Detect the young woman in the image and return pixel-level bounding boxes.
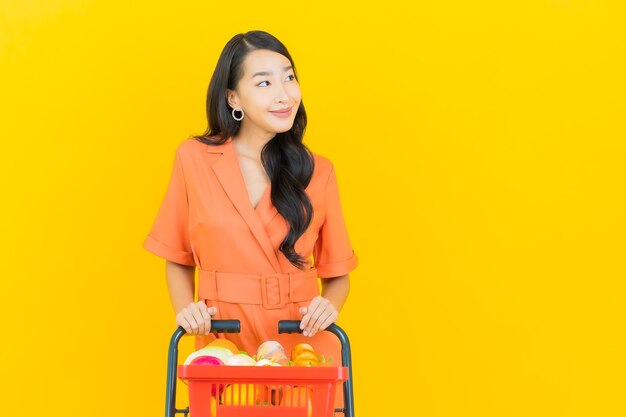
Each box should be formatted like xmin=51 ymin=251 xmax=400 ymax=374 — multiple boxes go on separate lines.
xmin=143 ymin=30 xmax=358 ymax=364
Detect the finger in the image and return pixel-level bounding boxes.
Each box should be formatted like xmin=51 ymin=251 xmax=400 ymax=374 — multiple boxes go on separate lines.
xmin=198 ymin=303 xmax=212 ymax=334
xmin=311 ymin=308 xmax=334 ymax=332
xmin=304 ymin=298 xmax=330 ymax=336
xmin=185 ymin=306 xmax=202 ymax=335
xmin=314 ymin=313 xmax=338 ymax=337
xmin=187 ymin=303 xmax=202 ymax=335
xmin=305 ymin=298 xmax=329 ymax=334
xmin=175 ymin=316 xmax=186 ymax=333
xmin=190 ymin=303 xmax=207 ymax=335
xmin=177 ymin=315 xmax=193 ymax=334
xmin=300 ymin=297 xmax=323 ymax=330
xmin=208 ymin=306 xmax=218 ymax=316
xmin=299 ymin=306 xmax=308 ymax=315
xmin=309 ymin=309 xmax=337 ymax=336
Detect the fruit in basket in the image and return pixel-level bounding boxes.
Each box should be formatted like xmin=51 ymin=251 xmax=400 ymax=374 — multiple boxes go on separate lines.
xmin=293 ymin=351 xmax=319 ymax=367
xmin=280 ymin=385 xmax=313 ymax=417
xmin=255 ymin=340 xmax=288 ymax=365
xmin=221 ymin=383 xmax=259 ymax=406
xmin=255 ymin=358 xmax=281 ymax=366
xmin=208 ymin=338 xmax=240 ymax=355
xmin=291 ymin=343 xmax=320 ymax=366
xmin=291 ymin=343 xmax=315 ymax=358
xmin=184 ymin=346 xmax=233 ymax=365
xmin=225 ymin=353 xmax=257 ymax=366
xmin=189 ymin=355 xmax=224 ymax=366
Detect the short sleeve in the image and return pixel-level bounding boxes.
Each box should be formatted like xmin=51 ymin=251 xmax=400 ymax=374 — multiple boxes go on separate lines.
xmin=312 ymin=164 xmax=358 ymax=278
xmin=142 ymin=148 xmax=196 ymax=266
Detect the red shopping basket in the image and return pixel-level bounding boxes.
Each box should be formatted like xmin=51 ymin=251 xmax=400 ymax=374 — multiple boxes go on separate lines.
xmin=165 ymin=320 xmax=355 ymax=417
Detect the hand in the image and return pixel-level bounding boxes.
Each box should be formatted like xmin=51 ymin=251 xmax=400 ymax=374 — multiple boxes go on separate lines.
xmin=299 ymin=295 xmax=338 ymax=337
xmin=176 ymin=301 xmax=218 ymax=335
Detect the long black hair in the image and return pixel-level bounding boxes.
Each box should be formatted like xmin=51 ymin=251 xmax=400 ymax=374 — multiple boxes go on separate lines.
xmin=193 ymin=30 xmax=314 ymax=270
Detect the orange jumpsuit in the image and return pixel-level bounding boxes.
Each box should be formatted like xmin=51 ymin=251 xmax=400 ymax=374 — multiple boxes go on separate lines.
xmin=143 ymin=136 xmax=358 ymax=368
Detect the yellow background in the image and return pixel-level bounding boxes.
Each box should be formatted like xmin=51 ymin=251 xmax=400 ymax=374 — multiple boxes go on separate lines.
xmin=1 ymin=0 xmax=625 ymax=416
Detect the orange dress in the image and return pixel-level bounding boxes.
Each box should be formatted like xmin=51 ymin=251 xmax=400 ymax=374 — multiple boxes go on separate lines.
xmin=143 ymin=136 xmax=358 ymax=366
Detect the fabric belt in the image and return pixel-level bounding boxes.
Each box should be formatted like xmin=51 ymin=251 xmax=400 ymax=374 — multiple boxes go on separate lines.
xmin=197 ymin=267 xmax=319 ymax=310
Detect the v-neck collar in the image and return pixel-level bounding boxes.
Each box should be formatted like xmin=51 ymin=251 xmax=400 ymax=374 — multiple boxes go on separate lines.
xmin=205 ymin=137 xmax=282 ymax=272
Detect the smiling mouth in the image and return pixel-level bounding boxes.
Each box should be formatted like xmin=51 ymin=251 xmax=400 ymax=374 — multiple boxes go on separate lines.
xmin=270 ymin=107 xmax=292 ymax=113
xmin=269 ymin=107 xmax=293 ymax=118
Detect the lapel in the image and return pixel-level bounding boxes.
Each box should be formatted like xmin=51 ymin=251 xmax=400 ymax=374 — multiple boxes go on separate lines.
xmin=206 ymin=138 xmax=282 ymax=273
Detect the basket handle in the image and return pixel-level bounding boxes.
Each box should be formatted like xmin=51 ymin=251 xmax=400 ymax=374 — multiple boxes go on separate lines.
xmin=165 ymin=320 xmax=240 ymax=417
xmin=279 ymin=320 xmax=355 ymax=417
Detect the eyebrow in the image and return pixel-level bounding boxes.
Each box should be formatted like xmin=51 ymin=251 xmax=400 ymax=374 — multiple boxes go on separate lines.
xmin=251 ymin=65 xmax=293 ymax=78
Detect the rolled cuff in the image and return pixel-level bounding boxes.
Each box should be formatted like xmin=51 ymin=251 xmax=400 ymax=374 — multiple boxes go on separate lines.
xmin=315 ymin=250 xmax=358 ymax=278
xmin=142 ymin=235 xmax=196 ymax=266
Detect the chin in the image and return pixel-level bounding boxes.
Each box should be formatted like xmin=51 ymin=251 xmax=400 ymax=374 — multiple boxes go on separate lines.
xmin=269 ymin=122 xmax=295 ymax=134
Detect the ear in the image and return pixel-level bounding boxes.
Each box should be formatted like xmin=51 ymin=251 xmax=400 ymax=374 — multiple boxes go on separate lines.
xmin=225 ymin=89 xmax=238 ymax=109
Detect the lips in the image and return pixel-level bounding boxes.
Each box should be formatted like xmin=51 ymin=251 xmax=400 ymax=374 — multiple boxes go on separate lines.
xmin=270 ymin=107 xmax=292 ymax=113
xmin=269 ymin=107 xmax=293 ymax=118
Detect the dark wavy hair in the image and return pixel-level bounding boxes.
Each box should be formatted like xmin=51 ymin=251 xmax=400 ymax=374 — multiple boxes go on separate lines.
xmin=192 ymin=30 xmax=314 ymax=270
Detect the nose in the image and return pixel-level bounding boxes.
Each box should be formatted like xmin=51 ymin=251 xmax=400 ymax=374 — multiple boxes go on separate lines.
xmin=274 ymin=83 xmax=289 ymax=103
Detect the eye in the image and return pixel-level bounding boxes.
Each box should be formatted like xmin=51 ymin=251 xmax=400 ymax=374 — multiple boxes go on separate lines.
xmin=257 ymin=74 xmax=296 ymax=87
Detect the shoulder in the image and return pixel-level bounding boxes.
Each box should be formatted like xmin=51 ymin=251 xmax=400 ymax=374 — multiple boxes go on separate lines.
xmin=174 ymin=135 xmax=228 ymax=162
xmin=175 ymin=136 xmax=215 ymax=155
xmin=311 ymin=151 xmax=335 ymax=178
xmin=309 ymin=150 xmax=340 ymax=191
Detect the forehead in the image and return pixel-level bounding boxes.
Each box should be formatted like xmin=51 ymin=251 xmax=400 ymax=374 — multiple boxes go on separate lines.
xmin=242 ymin=49 xmax=292 ymax=75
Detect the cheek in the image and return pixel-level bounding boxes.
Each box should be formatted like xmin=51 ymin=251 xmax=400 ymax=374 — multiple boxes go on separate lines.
xmin=288 ymin=84 xmax=302 ymax=101
xmin=242 ymin=99 xmax=271 ymax=123
xmin=240 ymin=89 xmax=267 ymax=109
xmin=246 ymin=93 xmax=269 ymax=111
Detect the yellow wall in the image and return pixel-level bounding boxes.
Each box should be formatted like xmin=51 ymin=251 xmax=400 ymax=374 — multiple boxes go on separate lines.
xmin=1 ymin=1 xmax=625 ymax=416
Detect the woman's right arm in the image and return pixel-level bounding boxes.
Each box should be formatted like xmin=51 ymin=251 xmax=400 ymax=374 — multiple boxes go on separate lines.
xmin=166 ymin=260 xmax=216 ymax=335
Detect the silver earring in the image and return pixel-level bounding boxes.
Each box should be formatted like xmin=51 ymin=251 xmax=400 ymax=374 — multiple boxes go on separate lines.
xmin=232 ymin=107 xmax=244 ymax=121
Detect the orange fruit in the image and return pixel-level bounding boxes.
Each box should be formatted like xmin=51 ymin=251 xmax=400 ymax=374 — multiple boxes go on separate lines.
xmin=208 ymin=338 xmax=240 ymax=355
xmin=293 ymin=350 xmax=319 ymax=366
xmin=291 ymin=343 xmax=315 ymax=360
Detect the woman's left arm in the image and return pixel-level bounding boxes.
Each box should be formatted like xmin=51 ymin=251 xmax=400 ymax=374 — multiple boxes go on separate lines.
xmin=299 ymin=274 xmax=350 ymax=337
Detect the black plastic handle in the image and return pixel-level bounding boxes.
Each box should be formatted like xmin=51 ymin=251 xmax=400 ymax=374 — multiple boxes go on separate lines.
xmin=165 ymin=320 xmax=240 ymax=417
xmin=205 ymin=319 xmax=241 ymax=333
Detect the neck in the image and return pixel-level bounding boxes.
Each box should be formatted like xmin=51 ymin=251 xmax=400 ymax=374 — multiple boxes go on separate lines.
xmin=232 ymin=126 xmax=276 ymax=160
xmin=233 ymin=132 xmax=275 ymax=161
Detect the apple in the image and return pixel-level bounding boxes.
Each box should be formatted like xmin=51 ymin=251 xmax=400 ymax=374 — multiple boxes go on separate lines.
xmin=189 ymin=355 xmax=224 ymax=366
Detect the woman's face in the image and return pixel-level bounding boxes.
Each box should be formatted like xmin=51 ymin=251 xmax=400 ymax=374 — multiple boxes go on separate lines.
xmin=227 ymin=49 xmax=302 ymax=136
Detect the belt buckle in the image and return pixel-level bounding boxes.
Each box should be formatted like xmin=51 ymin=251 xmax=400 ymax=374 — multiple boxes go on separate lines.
xmin=260 ymin=273 xmax=286 ymax=309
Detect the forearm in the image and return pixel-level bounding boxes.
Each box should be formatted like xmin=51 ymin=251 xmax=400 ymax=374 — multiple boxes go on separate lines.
xmin=165 ymin=260 xmax=196 ymax=314
xmin=320 ymin=274 xmax=350 ymax=311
